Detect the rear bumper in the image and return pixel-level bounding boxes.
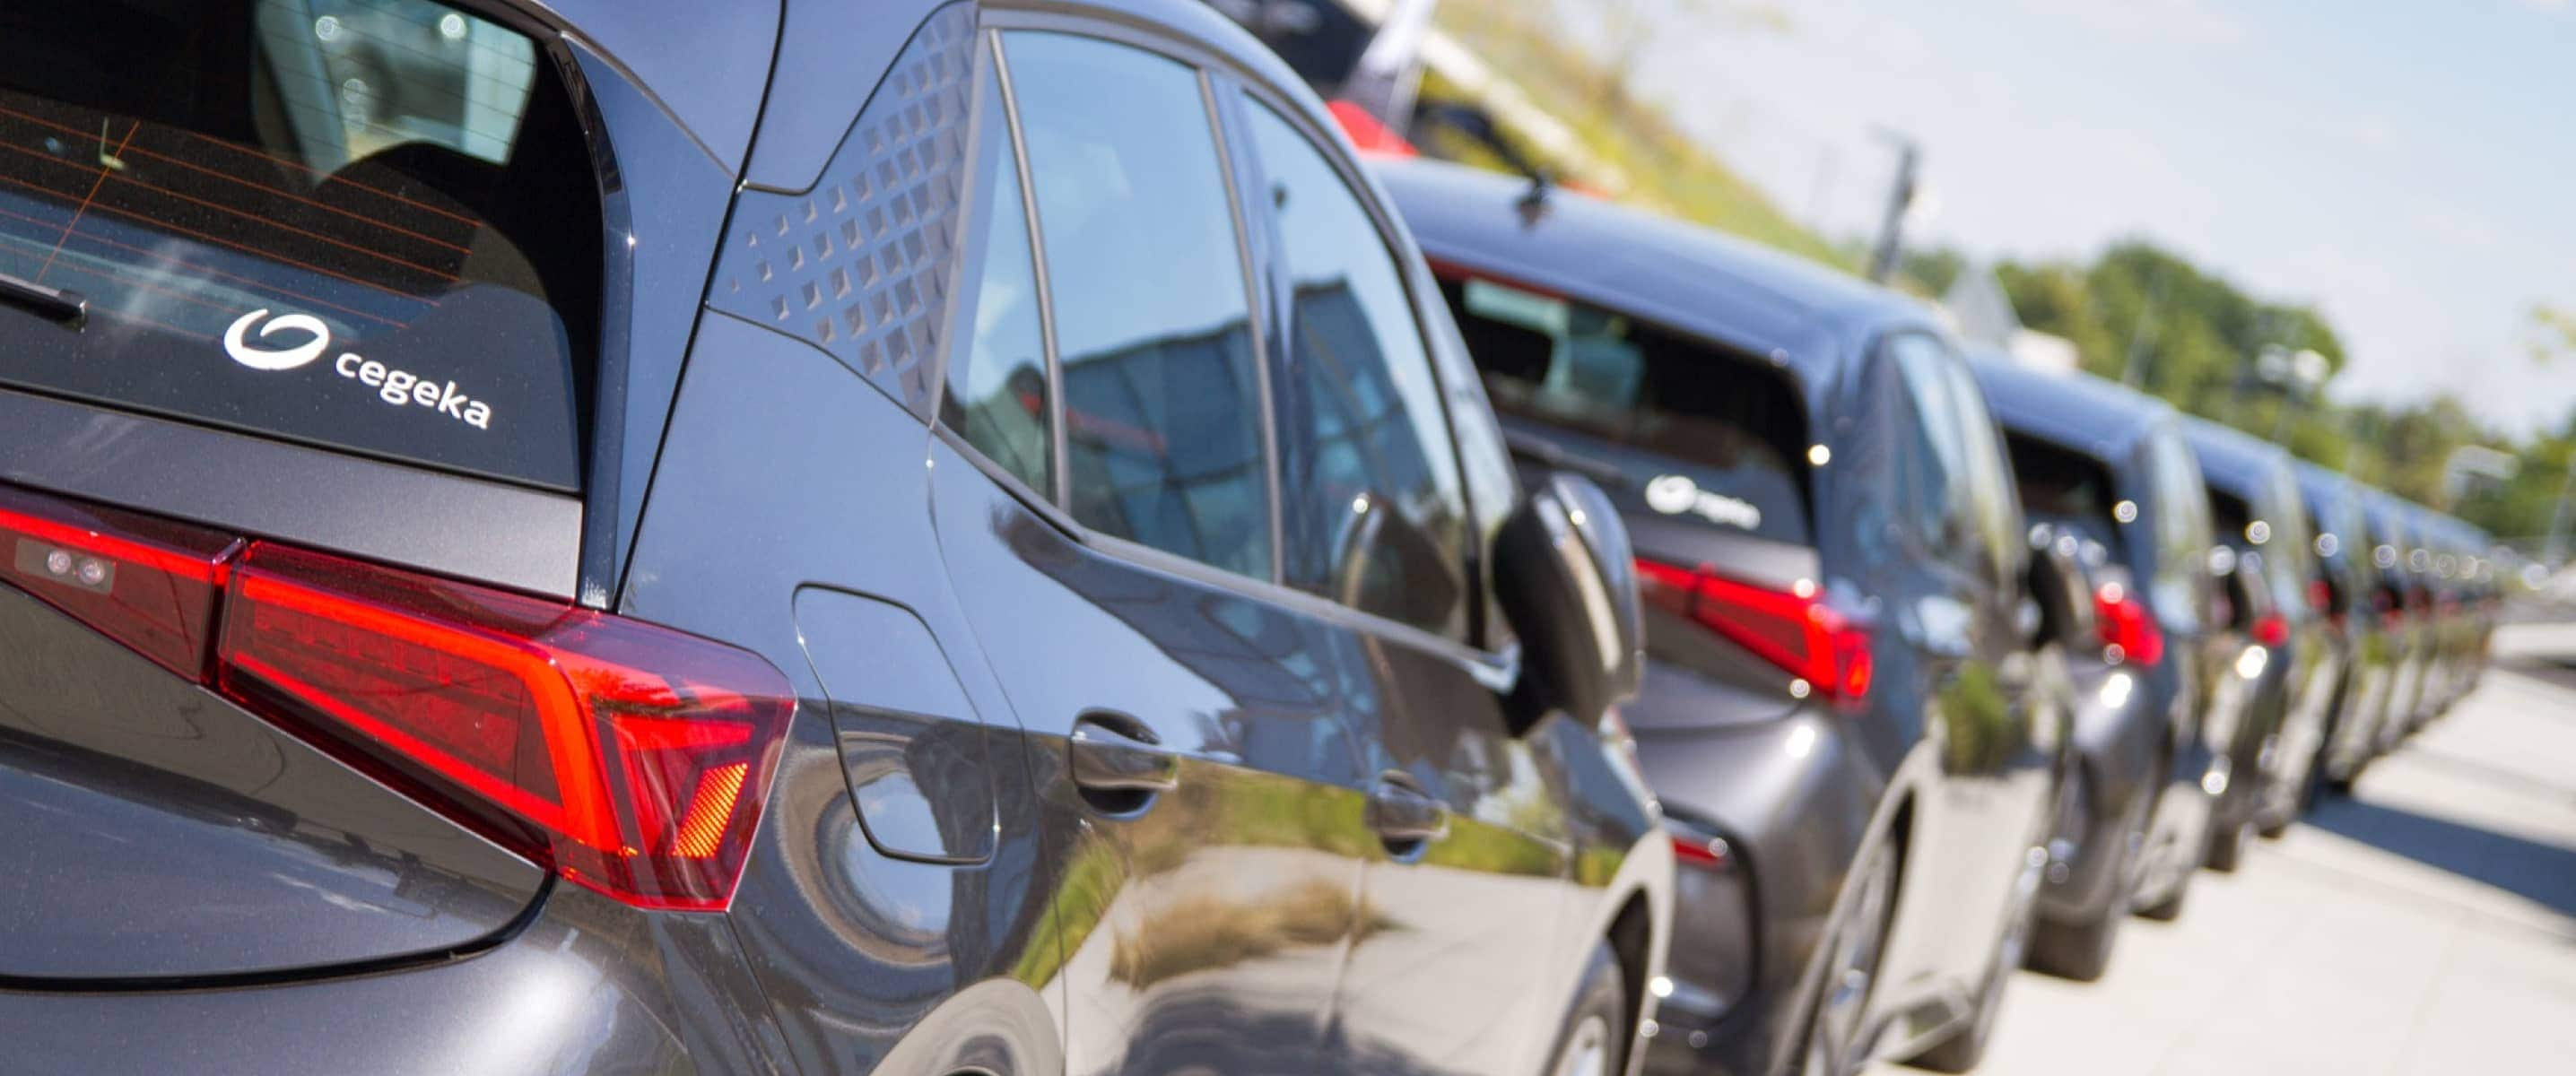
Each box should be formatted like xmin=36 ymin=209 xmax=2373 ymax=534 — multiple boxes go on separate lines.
xmin=0 ymin=885 xmax=780 ymax=1076
xmin=1632 ymin=704 xmax=1885 ymax=1076
xmin=2040 ymin=669 xmax=2163 ymax=924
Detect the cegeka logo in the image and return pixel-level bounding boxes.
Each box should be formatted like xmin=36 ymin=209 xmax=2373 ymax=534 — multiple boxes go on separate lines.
xmin=1642 ymin=473 xmax=1763 ymax=531
xmin=222 ymin=308 xmax=492 ymax=430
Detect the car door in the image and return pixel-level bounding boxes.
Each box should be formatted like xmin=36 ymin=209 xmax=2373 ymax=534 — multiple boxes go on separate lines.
xmin=925 ymin=27 xmax=1380 ymax=1075
xmin=1876 ymin=333 xmax=2030 ymax=982
xmin=1229 ymin=91 xmax=1580 ymax=1072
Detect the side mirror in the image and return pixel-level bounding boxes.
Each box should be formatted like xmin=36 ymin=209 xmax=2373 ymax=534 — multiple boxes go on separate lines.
xmin=2222 ymin=553 xmax=2266 ymax=631
xmin=1493 ymin=473 xmax=1644 ymax=732
xmin=2023 ymin=525 xmax=2095 ymax=647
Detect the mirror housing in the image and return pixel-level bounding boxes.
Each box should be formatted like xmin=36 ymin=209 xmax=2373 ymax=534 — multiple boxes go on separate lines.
xmin=2024 ymin=524 xmax=2096 ymax=647
xmin=2221 ymin=551 xmax=2267 ymax=631
xmin=1492 ymin=473 xmax=1644 ymax=733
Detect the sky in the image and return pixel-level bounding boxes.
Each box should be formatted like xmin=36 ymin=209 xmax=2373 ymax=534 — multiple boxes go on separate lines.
xmin=1564 ymin=0 xmax=2576 ymax=437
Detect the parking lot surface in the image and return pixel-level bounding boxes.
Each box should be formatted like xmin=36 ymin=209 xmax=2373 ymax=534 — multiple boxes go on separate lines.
xmin=1875 ymin=623 xmax=2576 ymax=1076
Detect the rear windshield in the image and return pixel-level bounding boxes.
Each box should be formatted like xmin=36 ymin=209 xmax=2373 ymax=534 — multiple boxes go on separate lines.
xmin=1436 ymin=273 xmax=1812 ymax=546
xmin=0 ymin=0 xmax=600 ymax=491
xmin=2006 ymin=431 xmax=2122 ymax=559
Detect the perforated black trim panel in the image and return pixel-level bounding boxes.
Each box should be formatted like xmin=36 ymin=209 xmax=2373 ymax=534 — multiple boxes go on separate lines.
xmin=709 ymin=3 xmax=978 ymax=415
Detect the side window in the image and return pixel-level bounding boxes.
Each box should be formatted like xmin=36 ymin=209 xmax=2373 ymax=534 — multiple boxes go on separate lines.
xmin=2145 ymin=430 xmax=2211 ymax=631
xmin=1884 ymin=334 xmax=1974 ymax=569
xmin=940 ymin=64 xmax=1050 ymax=495
xmin=1245 ymin=101 xmax=1472 ymax=639
xmin=1940 ymin=359 xmax=2023 ymax=586
xmin=1004 ymin=32 xmax=1272 ymax=580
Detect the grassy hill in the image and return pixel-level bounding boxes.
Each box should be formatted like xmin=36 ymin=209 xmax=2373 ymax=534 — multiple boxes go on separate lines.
xmin=1420 ymin=0 xmax=1855 ymax=272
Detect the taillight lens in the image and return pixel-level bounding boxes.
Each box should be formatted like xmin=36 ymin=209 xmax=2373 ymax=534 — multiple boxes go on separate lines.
xmin=0 ymin=482 xmax=794 ymax=913
xmin=217 ymin=544 xmax=794 ymax=911
xmin=2307 ymin=578 xmax=2334 ymax=615
xmin=2251 ymin=612 xmax=2289 ymax=648
xmin=1638 ymin=558 xmax=1872 ymax=706
xmin=2093 ymin=582 xmax=2165 ymax=667
xmin=0 ymin=486 xmax=238 ymax=677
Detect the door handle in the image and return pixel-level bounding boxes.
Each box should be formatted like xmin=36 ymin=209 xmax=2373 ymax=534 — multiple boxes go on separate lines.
xmin=1068 ymin=713 xmax=1179 ymax=813
xmin=1366 ymin=772 xmax=1450 ymax=855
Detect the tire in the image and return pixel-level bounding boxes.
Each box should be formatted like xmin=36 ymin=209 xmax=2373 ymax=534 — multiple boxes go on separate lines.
xmin=2257 ymin=757 xmax=2320 ymax=839
xmin=1793 ymin=836 xmax=1899 ymax=1076
xmin=2205 ymin=811 xmax=2251 ymax=873
xmin=2029 ymin=779 xmax=2150 ymax=982
xmin=2134 ymin=865 xmax=2189 ymax=922
xmin=1542 ymin=941 xmax=1627 ymax=1076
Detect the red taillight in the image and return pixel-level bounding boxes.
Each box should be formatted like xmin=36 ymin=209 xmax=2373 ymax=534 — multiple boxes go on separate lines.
xmin=216 ymin=544 xmax=794 ymax=912
xmin=2308 ymin=579 xmax=2334 ymax=615
xmin=1638 ymin=558 xmax=1872 ymax=706
xmin=2093 ymin=582 xmax=2165 ymax=667
xmin=2251 ymin=612 xmax=2289 ymax=648
xmin=0 ymin=482 xmax=794 ymax=913
xmin=0 ymin=485 xmax=238 ymax=677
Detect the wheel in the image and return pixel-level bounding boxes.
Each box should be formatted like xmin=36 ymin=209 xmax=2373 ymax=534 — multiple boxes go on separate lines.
xmin=2205 ymin=811 xmax=2252 ymax=873
xmin=2257 ymin=754 xmax=2320 ymax=839
xmin=1542 ymin=941 xmax=1626 ymax=1076
xmin=2134 ymin=863 xmax=2190 ymax=921
xmin=1794 ymin=837 xmax=1899 ymax=1076
xmin=2029 ymin=777 xmax=2151 ymax=981
xmin=1911 ymin=841 xmax=2044 ymax=1072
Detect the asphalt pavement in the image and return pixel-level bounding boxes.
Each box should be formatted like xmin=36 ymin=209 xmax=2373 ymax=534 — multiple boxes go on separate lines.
xmin=1874 ymin=622 xmax=2576 ymax=1076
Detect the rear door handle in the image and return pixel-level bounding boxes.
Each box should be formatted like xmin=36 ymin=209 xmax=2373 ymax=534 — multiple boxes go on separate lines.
xmin=1367 ymin=772 xmax=1449 ymax=854
xmin=1068 ymin=713 xmax=1179 ymax=810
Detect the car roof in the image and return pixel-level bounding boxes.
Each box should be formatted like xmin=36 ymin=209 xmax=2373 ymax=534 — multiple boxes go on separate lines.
xmin=2362 ymin=489 xmax=2419 ymax=544
xmin=1373 ymin=156 xmax=1938 ymax=399
xmin=744 ymin=0 xmax=1324 ymax=189
xmin=1966 ymin=357 xmax=2174 ymax=464
xmin=2178 ymin=415 xmax=2293 ymax=499
xmin=2293 ymin=460 xmax=2366 ymax=527
xmin=2293 ymin=459 xmax=2352 ymax=506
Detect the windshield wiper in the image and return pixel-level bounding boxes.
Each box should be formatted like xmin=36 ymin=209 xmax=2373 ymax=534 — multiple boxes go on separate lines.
xmin=0 ymin=271 xmax=85 ymax=328
xmin=1503 ymin=428 xmax=1629 ymax=489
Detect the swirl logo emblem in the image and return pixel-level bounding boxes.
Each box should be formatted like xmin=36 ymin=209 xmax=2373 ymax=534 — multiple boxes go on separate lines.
xmin=1641 ymin=473 xmax=1764 ymax=530
xmin=1644 ymin=473 xmax=1701 ymax=516
xmin=222 ymin=308 xmax=332 ymax=371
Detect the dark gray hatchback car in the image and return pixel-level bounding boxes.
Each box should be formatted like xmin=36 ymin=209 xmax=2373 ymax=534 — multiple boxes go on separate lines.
xmin=0 ymin=1 xmax=1675 ymax=1072
xmin=1380 ymin=158 xmax=2076 ymax=1076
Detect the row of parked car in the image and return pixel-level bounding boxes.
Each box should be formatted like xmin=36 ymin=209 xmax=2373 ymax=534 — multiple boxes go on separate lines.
xmin=0 ymin=1 xmax=2505 ymax=1074
xmin=1379 ymin=154 xmax=2505 ymax=1075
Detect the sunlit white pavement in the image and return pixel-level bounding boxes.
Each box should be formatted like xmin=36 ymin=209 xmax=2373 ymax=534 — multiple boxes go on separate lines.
xmin=1871 ymin=624 xmax=2576 ymax=1076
